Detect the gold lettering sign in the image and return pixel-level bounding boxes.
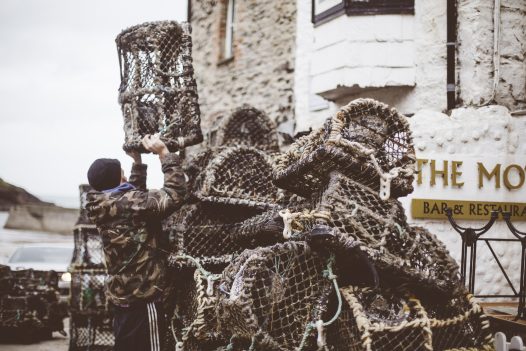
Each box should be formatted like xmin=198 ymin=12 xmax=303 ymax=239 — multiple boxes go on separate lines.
xmin=411 ymin=198 xmax=526 ymax=221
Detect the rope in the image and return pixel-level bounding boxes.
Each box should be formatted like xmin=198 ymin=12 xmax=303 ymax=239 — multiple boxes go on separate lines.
xmin=279 ymin=209 xmax=332 ymax=239
xmin=296 ymin=256 xmax=342 ymax=351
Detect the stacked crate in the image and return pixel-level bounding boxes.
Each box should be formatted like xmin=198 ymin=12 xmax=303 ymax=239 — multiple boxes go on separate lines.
xmin=68 ymin=185 xmax=114 ymax=351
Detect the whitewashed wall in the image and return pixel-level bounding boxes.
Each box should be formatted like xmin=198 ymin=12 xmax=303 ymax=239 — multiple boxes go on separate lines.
xmin=402 ymin=105 xmax=525 ymax=296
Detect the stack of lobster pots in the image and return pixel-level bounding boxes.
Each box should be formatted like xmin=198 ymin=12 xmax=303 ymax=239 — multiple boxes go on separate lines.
xmin=68 ymin=184 xmax=114 ymax=351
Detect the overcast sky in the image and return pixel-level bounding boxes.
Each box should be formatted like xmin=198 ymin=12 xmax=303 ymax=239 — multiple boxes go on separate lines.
xmin=0 ymin=1 xmax=187 ymax=207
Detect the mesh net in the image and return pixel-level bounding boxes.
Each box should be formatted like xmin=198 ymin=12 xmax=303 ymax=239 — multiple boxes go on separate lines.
xmin=328 ymin=286 xmax=432 ymax=351
xmin=419 ymin=292 xmax=493 ymax=351
xmin=207 ymin=105 xmax=280 ymax=152
xmin=308 ymin=172 xmax=461 ymax=295
xmin=217 ymin=241 xmax=333 ymax=350
xmin=116 ymin=21 xmax=202 ymax=152
xmin=70 ymin=269 xmax=108 ymax=313
xmin=71 ymin=226 xmax=106 ymax=269
xmin=69 ymin=312 xmax=114 ymax=351
xmin=274 ymin=98 xmax=415 ymax=199
xmin=195 ymin=146 xmax=285 ymax=209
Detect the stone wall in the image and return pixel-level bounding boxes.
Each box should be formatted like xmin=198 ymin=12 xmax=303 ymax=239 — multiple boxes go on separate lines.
xmin=190 ymin=0 xmax=297 ymax=137
xmin=4 ymin=204 xmax=79 ymax=234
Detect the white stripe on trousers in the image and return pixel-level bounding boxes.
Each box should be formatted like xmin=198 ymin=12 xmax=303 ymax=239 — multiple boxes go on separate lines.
xmin=147 ymin=302 xmax=160 ymax=351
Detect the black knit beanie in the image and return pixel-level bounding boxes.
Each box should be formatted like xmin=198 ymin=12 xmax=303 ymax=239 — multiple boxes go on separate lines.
xmin=87 ymin=158 xmax=122 ymax=191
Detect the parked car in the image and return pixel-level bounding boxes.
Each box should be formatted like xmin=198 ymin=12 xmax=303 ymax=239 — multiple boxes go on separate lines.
xmin=7 ymin=243 xmax=74 ymax=296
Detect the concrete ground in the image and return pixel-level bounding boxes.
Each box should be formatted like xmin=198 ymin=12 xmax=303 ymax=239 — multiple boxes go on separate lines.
xmin=0 ymin=332 xmax=69 ymax=351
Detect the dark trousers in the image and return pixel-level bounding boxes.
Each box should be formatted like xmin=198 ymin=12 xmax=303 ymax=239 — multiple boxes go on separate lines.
xmin=113 ymin=301 xmax=165 ymax=351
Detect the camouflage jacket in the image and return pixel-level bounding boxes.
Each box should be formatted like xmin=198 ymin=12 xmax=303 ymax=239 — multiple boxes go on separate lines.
xmin=86 ymin=153 xmax=185 ymax=306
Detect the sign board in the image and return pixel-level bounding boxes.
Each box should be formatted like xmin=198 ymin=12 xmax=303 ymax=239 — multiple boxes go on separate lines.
xmin=409 ymin=155 xmax=526 ymax=221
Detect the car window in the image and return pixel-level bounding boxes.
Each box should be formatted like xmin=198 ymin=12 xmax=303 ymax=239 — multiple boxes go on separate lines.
xmin=8 ymin=247 xmax=72 ymax=264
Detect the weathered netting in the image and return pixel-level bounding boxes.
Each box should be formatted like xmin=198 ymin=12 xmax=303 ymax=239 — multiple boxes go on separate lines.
xmin=418 ymin=292 xmax=493 ymax=351
xmin=328 ymin=286 xmax=432 ymax=351
xmin=0 ymin=267 xmax=67 ymax=337
xmin=71 ymin=226 xmax=105 ymax=269
xmin=207 ymin=105 xmax=280 ymax=152
xmin=217 ymin=241 xmax=334 ymax=350
xmin=168 ymin=202 xmax=262 ymax=265
xmin=326 ymin=287 xmax=493 ymax=351
xmin=116 ymin=21 xmax=202 ymax=152
xmin=69 ymin=185 xmax=114 ymax=350
xmin=70 ymin=269 xmax=108 ymax=313
xmin=304 ymin=172 xmax=461 ymax=295
xmin=274 ymin=98 xmax=415 ymax=200
xmin=69 ymin=313 xmax=114 ymax=351
xmin=195 ymin=146 xmax=285 ymax=209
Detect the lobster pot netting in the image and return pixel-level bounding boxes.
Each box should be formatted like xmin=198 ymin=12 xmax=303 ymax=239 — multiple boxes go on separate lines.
xmin=217 ymin=242 xmax=333 ymax=350
xmin=418 ymin=292 xmax=493 ymax=351
xmin=165 ymin=268 xmax=227 ymax=351
xmin=274 ymin=98 xmax=415 ymax=199
xmin=328 ymin=286 xmax=432 ymax=351
xmin=70 ymin=269 xmax=108 ymax=313
xmin=116 ymin=21 xmax=202 ymax=152
xmin=69 ymin=312 xmax=114 ymax=351
xmin=169 ymin=202 xmax=262 ymax=265
xmin=71 ymin=226 xmax=105 ymax=269
xmin=208 ymin=106 xmax=280 ymax=152
xmin=10 ymin=269 xmax=58 ymax=291
xmin=195 ymin=146 xmax=285 ymax=209
xmin=308 ymin=172 xmax=460 ymax=295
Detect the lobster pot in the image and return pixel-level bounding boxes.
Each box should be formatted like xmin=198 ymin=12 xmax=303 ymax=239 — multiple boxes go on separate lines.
xmin=69 ymin=312 xmax=114 ymax=351
xmin=195 ymin=146 xmax=284 ymax=209
xmin=328 ymin=287 xmax=432 ymax=351
xmin=71 ymin=226 xmax=105 ymax=269
xmin=274 ymin=98 xmax=415 ymax=199
xmin=207 ymin=106 xmax=279 ymax=152
xmin=419 ymin=293 xmax=493 ymax=351
xmin=116 ymin=21 xmax=202 ymax=152
xmin=310 ymin=172 xmax=460 ymax=294
xmin=76 ymin=184 xmax=93 ymax=226
xmin=10 ymin=269 xmax=58 ymax=291
xmin=167 ymin=269 xmax=225 ymax=351
xmin=170 ymin=203 xmax=262 ymax=266
xmin=217 ymin=242 xmax=333 ymax=350
xmin=70 ymin=269 xmax=107 ymax=313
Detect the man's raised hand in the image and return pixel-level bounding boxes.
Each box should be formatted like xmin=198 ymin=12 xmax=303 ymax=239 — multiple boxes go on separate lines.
xmin=141 ymin=134 xmax=170 ymax=160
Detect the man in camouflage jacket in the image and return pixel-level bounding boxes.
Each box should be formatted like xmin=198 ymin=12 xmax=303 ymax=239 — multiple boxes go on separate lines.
xmin=86 ymin=135 xmax=185 ymax=351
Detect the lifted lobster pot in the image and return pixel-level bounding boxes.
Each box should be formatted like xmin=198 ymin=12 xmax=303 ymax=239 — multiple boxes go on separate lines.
xmin=207 ymin=105 xmax=280 ymax=153
xmin=116 ymin=21 xmax=202 ymax=152
xmin=274 ymin=98 xmax=416 ymax=200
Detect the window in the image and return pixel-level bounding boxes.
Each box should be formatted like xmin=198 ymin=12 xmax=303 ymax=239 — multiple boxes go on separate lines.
xmin=312 ymin=0 xmax=414 ymax=25
xmin=219 ymin=0 xmax=235 ymax=61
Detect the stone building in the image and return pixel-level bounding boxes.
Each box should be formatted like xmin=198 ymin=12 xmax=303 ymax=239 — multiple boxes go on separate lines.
xmin=189 ymin=0 xmax=526 ymax=297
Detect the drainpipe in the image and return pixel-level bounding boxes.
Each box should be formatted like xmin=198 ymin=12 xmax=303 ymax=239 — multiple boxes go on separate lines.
xmin=446 ymin=0 xmax=457 ymax=110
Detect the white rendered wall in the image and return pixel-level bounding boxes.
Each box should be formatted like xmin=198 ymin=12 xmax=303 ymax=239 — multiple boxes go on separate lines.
xmin=400 ymin=106 xmax=526 ymax=297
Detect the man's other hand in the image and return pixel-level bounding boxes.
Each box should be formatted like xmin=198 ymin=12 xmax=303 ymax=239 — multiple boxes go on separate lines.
xmin=142 ymin=134 xmax=170 ymax=160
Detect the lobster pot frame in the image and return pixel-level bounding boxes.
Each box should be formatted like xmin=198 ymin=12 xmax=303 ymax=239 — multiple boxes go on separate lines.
xmin=71 ymin=225 xmax=105 ymax=269
xmin=169 ymin=203 xmax=262 ymax=266
xmin=329 ymin=286 xmax=432 ymax=351
xmin=195 ymin=146 xmax=284 ymax=209
xmin=310 ymin=172 xmax=460 ymax=294
xmin=419 ymin=293 xmax=493 ymax=351
xmin=217 ymin=242 xmax=333 ymax=350
xmin=70 ymin=269 xmax=107 ymax=313
xmin=274 ymin=98 xmax=415 ymax=199
xmin=10 ymin=269 xmax=58 ymax=291
xmin=116 ymin=21 xmax=202 ymax=152
xmin=166 ymin=269 xmax=226 ymax=351
xmin=69 ymin=312 xmax=114 ymax=351
xmin=208 ymin=106 xmax=280 ymax=152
